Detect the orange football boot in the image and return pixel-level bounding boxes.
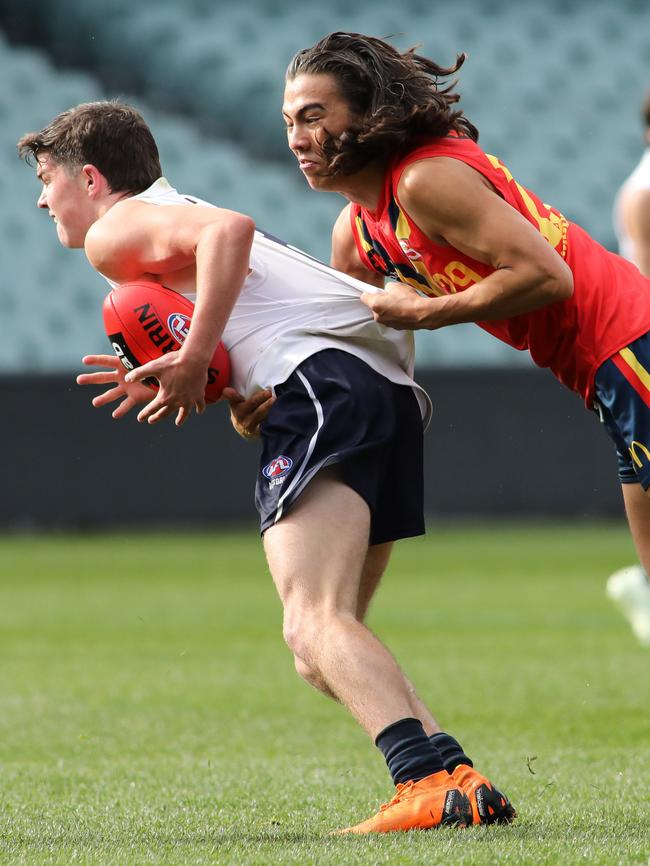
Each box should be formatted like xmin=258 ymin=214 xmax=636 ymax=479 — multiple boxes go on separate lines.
xmin=336 ymin=770 xmax=472 ymax=834
xmin=451 ymin=764 xmax=516 ymax=825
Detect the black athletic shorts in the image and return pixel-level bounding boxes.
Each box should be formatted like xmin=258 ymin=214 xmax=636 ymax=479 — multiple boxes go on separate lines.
xmin=255 ymin=349 xmax=425 ymax=545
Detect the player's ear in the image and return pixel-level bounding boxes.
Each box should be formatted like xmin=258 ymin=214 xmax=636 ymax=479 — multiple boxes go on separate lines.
xmin=81 ymin=164 xmax=107 ymax=198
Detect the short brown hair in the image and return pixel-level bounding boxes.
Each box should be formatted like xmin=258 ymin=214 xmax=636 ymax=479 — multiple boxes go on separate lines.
xmin=17 ymin=100 xmax=161 ymax=194
xmin=286 ymin=32 xmax=478 ymax=176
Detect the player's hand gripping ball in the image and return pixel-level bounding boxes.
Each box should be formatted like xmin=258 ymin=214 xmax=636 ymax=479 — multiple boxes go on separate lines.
xmin=102 ymin=280 xmax=230 ymax=403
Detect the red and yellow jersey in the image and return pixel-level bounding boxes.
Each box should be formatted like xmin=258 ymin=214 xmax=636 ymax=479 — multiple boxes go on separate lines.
xmin=350 ymin=135 xmax=650 ymax=404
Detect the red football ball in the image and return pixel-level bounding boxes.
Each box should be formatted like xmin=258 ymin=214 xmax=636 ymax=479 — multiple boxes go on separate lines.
xmin=102 ymin=280 xmax=230 ymax=403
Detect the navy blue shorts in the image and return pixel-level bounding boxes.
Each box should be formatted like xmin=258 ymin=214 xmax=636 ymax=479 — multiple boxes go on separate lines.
xmin=593 ymin=331 xmax=650 ymax=490
xmin=255 ymin=349 xmax=425 ymax=545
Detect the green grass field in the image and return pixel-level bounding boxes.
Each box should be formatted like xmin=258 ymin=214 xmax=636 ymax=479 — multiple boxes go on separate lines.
xmin=0 ymin=523 xmax=648 ymax=866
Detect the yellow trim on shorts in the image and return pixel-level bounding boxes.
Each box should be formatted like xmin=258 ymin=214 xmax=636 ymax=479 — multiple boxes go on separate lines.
xmin=618 ymin=347 xmax=650 ymax=391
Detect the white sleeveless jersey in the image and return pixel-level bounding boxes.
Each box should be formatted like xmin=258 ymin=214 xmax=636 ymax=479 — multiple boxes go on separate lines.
xmin=613 ymin=149 xmax=650 ymax=262
xmin=106 ymin=178 xmax=431 ymax=425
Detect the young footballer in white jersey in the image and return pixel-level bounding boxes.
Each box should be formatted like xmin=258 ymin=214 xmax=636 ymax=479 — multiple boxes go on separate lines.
xmin=18 ymin=100 xmax=515 ymax=833
xmin=101 ymin=177 xmax=428 ymax=412
xmin=608 ymin=91 xmax=650 ymax=647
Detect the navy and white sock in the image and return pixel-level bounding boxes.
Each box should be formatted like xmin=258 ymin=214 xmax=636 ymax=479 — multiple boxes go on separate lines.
xmin=375 ymin=718 xmax=445 ymax=785
xmin=428 ymin=731 xmax=473 ymax=772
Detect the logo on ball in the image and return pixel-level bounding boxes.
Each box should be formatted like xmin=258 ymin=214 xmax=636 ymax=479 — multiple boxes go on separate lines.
xmin=263 ymin=455 xmax=293 ymax=479
xmin=167 ymin=313 xmax=191 ymax=343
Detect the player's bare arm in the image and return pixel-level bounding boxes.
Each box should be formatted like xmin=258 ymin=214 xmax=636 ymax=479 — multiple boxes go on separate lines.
xmin=624 ymin=188 xmax=650 ymax=277
xmin=331 ymin=205 xmax=385 ymax=287
xmin=362 ymin=158 xmax=574 ymax=330
xmin=87 ymin=200 xmax=255 ymax=426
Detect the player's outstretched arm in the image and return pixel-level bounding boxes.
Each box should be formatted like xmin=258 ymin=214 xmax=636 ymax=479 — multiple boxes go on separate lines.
xmin=362 ymin=158 xmax=573 ymax=330
xmin=76 ymin=354 xmax=154 ymax=419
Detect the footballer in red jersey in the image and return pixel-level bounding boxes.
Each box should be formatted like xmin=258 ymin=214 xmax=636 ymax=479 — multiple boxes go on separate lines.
xmin=349 ymin=136 xmax=650 ymax=407
xmin=281 ymin=33 xmax=650 ymax=653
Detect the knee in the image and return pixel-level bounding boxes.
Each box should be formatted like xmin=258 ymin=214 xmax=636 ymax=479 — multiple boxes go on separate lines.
xmin=282 ymin=606 xmax=318 ymax=662
xmin=282 ymin=593 xmax=357 ymax=664
xmin=282 ymin=603 xmax=333 ymax=664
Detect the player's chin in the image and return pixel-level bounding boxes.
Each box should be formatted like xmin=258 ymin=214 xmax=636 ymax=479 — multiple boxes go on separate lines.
xmin=308 ymin=176 xmax=332 ymax=191
xmin=57 ymin=229 xmax=84 ymax=249
xmin=301 ymin=170 xmax=329 ymax=191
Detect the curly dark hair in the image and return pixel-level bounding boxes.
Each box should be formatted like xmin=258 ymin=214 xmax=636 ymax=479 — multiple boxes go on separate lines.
xmin=286 ymin=31 xmax=478 ymax=176
xmin=17 ymin=100 xmax=161 ymax=195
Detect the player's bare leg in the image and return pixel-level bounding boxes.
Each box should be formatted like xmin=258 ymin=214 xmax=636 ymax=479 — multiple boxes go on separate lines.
xmin=280 ymin=489 xmax=513 ymax=825
xmin=291 ymin=540 xmax=393 ymax=700
xmin=622 ymin=483 xmax=650 ymax=570
xmin=264 ymin=470 xmax=472 ymax=830
xmin=265 ymin=474 xmax=426 ymax=736
xmin=292 ymin=539 xmax=442 ymax=733
xmin=357 ymin=543 xmax=443 ymax=734
xmin=607 ymin=483 xmax=650 ymax=646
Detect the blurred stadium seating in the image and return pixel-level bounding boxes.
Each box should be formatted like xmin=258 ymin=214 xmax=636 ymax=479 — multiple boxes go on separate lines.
xmin=1 ymin=0 xmax=649 ymax=371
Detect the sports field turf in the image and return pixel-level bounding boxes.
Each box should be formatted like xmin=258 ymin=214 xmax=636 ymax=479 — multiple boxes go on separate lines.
xmin=0 ymin=523 xmax=648 ymax=865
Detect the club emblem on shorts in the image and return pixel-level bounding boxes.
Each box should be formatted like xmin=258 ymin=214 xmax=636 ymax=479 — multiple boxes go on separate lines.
xmin=263 ymin=455 xmax=293 ymax=479
xmin=167 ymin=312 xmax=191 ymax=343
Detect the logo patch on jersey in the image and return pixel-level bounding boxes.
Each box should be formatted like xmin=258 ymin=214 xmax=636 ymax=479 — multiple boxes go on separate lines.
xmin=263 ymin=455 xmax=293 ymax=480
xmin=398 ymin=238 xmax=422 ymax=261
xmin=167 ymin=313 xmax=191 ymax=344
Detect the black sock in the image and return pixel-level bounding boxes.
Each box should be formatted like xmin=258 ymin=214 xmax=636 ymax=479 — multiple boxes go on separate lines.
xmin=375 ymin=718 xmax=445 ymax=786
xmin=429 ymin=732 xmax=473 ymax=772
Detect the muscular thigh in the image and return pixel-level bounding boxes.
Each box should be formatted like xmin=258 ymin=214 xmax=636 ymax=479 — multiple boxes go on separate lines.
xmin=263 ymin=470 xmax=372 ymax=616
